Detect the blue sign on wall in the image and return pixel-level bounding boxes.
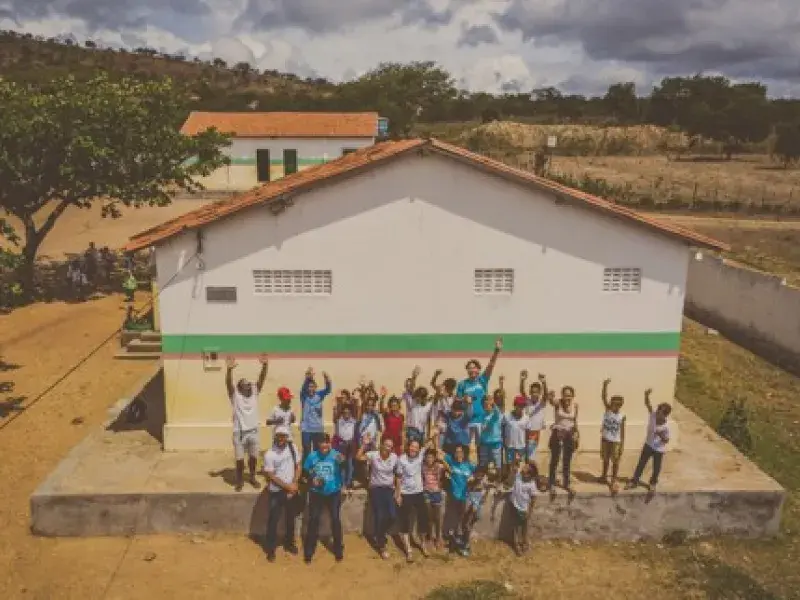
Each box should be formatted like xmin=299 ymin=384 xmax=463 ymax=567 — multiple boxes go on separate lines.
xmin=377 ymin=117 xmax=389 ymax=137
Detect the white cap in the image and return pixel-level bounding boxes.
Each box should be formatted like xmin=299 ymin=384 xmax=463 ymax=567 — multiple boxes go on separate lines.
xmin=275 ymin=426 xmax=290 ymax=436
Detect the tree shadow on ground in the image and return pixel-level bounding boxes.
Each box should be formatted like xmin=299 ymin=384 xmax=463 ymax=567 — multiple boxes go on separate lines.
xmin=0 ymin=359 xmax=26 ymax=419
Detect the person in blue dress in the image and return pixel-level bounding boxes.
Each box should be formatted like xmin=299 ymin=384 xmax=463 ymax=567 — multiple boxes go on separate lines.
xmin=441 ymin=444 xmax=476 ymax=554
xmin=302 ymin=433 xmax=345 ymax=563
xmin=456 ymin=338 xmax=503 ymax=451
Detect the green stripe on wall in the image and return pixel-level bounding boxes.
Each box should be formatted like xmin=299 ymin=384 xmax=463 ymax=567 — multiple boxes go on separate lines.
xmin=161 ymin=332 xmax=680 ymax=355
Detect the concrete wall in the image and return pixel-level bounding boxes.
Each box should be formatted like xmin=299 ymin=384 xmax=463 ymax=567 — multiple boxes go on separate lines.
xmin=686 ymin=254 xmax=800 ymax=372
xmin=197 ymin=136 xmax=374 ymax=191
xmin=156 ymin=152 xmax=691 ymax=451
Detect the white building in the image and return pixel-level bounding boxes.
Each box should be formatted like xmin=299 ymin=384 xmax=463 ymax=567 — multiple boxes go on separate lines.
xmin=127 ymin=138 xmax=727 ymax=452
xmin=182 ymin=111 xmax=379 ymax=191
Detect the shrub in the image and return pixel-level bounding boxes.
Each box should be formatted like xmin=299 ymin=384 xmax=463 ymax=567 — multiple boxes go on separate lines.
xmin=717 ymin=398 xmax=753 ymax=455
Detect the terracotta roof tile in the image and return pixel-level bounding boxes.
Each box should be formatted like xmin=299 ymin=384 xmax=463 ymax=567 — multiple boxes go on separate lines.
xmin=181 ymin=111 xmax=379 ymax=138
xmin=125 ymin=138 xmax=728 ymax=253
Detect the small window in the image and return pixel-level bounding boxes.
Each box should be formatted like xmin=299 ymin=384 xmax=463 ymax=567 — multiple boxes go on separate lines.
xmin=206 ymin=286 xmax=237 ymax=302
xmin=202 ymin=347 xmax=221 ymax=371
xmin=474 ymin=269 xmax=514 ymax=295
xmin=603 ymin=268 xmax=642 ymax=293
xmin=283 ymin=149 xmax=298 ymax=175
xmin=342 ymin=148 xmax=358 ymax=156
xmin=253 ymin=270 xmax=332 ymax=295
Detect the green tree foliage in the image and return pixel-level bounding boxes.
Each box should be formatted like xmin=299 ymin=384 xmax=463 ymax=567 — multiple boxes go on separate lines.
xmin=603 ymin=82 xmax=639 ymax=122
xmin=0 ymin=73 xmax=231 ymax=296
xmin=717 ymin=398 xmax=753 ymax=455
xmin=648 ymin=76 xmax=772 ymax=157
xmin=342 ymin=61 xmax=458 ymax=137
xmin=773 ymin=123 xmax=800 ymax=167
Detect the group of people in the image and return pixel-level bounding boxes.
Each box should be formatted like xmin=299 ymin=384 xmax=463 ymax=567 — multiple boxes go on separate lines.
xmin=224 ymin=338 xmax=673 ymax=563
xmin=65 ymin=241 xmax=138 ymax=301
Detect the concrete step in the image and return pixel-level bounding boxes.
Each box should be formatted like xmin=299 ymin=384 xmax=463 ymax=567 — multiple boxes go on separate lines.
xmin=114 ymin=349 xmax=161 ymax=360
xmin=127 ymin=339 xmax=161 ymax=353
xmin=139 ymin=331 xmax=162 ymax=342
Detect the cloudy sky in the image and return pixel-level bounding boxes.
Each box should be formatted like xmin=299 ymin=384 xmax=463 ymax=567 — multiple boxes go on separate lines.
xmin=1 ymin=0 xmax=798 ymax=96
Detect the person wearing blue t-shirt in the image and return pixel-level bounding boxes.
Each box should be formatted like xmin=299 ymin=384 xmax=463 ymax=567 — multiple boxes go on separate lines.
xmin=442 ymin=444 xmax=476 ymax=550
xmin=456 ymin=338 xmax=502 ymax=449
xmin=441 ymin=399 xmax=473 ymax=455
xmin=300 ymin=367 xmax=332 ymax=461
xmin=479 ymin=399 xmax=503 ymax=470
xmin=302 ymin=433 xmax=344 ymax=562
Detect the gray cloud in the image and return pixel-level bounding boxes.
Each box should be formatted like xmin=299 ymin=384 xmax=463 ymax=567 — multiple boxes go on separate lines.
xmin=458 ymin=24 xmax=498 ymax=47
xmin=494 ymin=0 xmax=800 ymax=84
xmin=238 ymin=0 xmax=454 ymax=34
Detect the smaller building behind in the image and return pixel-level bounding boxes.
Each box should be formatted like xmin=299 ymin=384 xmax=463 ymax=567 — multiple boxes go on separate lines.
xmin=183 ymin=111 xmax=380 ymax=191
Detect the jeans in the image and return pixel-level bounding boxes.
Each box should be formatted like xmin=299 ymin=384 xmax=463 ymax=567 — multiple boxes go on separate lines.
xmin=370 ymin=486 xmax=397 ymax=549
xmin=341 ymin=456 xmax=354 ymax=488
xmin=478 ymin=444 xmax=502 ymax=469
xmin=265 ymin=489 xmax=296 ymax=553
xmin=632 ymin=444 xmax=664 ymax=485
xmin=304 ymin=491 xmax=343 ymax=560
xmin=301 ymin=431 xmax=324 ymax=462
xmin=548 ymin=431 xmax=575 ymax=489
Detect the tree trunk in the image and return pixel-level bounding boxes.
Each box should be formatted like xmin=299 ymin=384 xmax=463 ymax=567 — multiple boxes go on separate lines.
xmin=19 ymin=219 xmax=42 ymax=301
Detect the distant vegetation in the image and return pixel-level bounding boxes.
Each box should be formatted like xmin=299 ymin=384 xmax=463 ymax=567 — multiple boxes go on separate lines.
xmin=2 ymin=28 xmax=800 ymax=160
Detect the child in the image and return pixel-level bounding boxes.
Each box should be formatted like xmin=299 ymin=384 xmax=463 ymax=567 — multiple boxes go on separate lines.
xmin=441 ymin=444 xmax=475 ymax=554
xmin=430 ymin=370 xmax=457 ymax=447
xmin=422 ymin=447 xmax=446 ymax=550
xmin=299 ymin=367 xmax=332 ymax=461
xmin=459 ymin=466 xmax=493 ymax=557
xmin=405 ymin=373 xmax=433 ymax=445
xmin=333 ymin=399 xmax=358 ymax=489
xmin=600 ymin=378 xmax=626 ymax=492
xmin=224 ymin=354 xmax=269 ymax=491
xmin=508 ymin=462 xmax=538 ymax=556
xmin=502 ymin=396 xmax=533 ymax=482
xmin=492 ymin=375 xmax=507 ymax=412
xmin=395 ymin=439 xmax=428 ymax=561
xmin=626 ymin=389 xmax=671 ymax=492
xmin=519 ymin=371 xmax=548 ymax=464
xmin=440 ymin=398 xmax=473 ymax=456
xmin=381 ymin=394 xmax=405 ymax=457
xmin=266 ymin=386 xmax=296 ymax=443
xmin=478 ymin=396 xmax=503 ymax=472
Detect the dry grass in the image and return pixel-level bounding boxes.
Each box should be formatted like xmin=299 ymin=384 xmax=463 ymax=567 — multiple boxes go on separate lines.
xmin=550 ymin=155 xmax=800 ymax=209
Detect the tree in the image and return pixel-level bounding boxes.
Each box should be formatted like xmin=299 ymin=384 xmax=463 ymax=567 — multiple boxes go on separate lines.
xmin=343 ymin=62 xmax=457 ymax=137
xmin=0 ymin=73 xmax=231 ymax=297
xmin=774 ymin=123 xmax=800 ymax=167
xmin=603 ymin=82 xmax=639 ymax=122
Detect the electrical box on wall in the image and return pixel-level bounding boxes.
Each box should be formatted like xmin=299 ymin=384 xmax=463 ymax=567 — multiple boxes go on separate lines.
xmin=202 ymin=347 xmax=222 ymax=371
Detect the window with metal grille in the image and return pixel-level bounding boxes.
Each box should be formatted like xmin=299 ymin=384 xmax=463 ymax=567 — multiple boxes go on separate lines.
xmin=253 ymin=270 xmax=332 ymax=295
xmin=206 ymin=286 xmax=237 ymax=302
xmin=474 ymin=268 xmax=514 ymax=295
xmin=602 ymin=267 xmax=642 ymax=292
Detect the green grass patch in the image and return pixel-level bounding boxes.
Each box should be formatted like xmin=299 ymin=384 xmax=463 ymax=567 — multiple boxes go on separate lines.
xmin=424 ymin=580 xmax=515 ymax=600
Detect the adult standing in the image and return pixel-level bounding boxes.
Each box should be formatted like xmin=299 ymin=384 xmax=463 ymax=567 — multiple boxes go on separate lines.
xmin=357 ymin=438 xmax=399 ymax=559
xmin=225 ymin=354 xmax=269 ymax=491
xmin=395 ymin=439 xmax=428 ymax=561
xmin=457 ymin=338 xmax=503 ymax=449
xmin=303 ymin=433 xmax=345 ymax=563
xmin=262 ymin=426 xmax=301 ymax=562
xmin=548 ymin=386 xmax=579 ymax=499
xmin=300 ymin=367 xmax=332 ymax=461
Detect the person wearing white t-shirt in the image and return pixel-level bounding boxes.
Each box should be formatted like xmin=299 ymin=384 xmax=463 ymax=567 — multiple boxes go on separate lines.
xmin=357 ymin=438 xmax=399 ymax=559
xmin=430 ymin=369 xmax=457 ymax=447
xmin=266 ymin=386 xmax=296 ymax=441
xmin=225 ymin=354 xmax=268 ymax=492
xmin=502 ymin=396 xmax=534 ymax=482
xmin=395 ymin=439 xmax=428 ymax=562
xmin=518 ymin=370 xmax=548 ymax=463
xmin=508 ymin=463 xmax=538 ymax=556
xmin=626 ymin=389 xmax=672 ymax=492
xmin=262 ymin=426 xmax=302 ymax=562
xmin=599 ymin=378 xmax=626 ymax=492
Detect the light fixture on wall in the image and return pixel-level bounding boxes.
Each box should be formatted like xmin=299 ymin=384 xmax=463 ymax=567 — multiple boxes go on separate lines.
xmin=694 ymin=251 xmax=703 ymax=261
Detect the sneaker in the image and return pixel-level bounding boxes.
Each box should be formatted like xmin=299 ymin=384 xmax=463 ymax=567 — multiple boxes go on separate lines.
xmin=303 ymin=556 xmax=312 ymax=564
xmin=249 ymin=476 xmax=261 ymax=489
xmin=459 ymin=545 xmax=471 ymax=557
xmin=335 ymin=554 xmax=344 ymax=563
xmin=379 ymin=549 xmax=389 ymax=560
xmin=234 ymin=479 xmax=244 ymax=492
xmin=624 ymin=480 xmax=638 ymax=490
xmin=405 ymin=551 xmax=413 ymax=563
xmin=266 ymin=552 xmax=276 ymax=563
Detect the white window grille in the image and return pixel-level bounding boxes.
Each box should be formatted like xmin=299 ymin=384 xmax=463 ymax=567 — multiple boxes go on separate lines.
xmin=474 ymin=268 xmax=514 ymax=295
xmin=253 ymin=269 xmax=332 ymax=295
xmin=603 ymin=267 xmax=642 ymax=293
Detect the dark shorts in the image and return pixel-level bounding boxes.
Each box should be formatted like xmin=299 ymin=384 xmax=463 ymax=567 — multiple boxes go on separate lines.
xmin=423 ymin=490 xmax=443 ymax=505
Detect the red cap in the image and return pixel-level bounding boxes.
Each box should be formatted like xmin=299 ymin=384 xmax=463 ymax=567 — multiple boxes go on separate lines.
xmin=513 ymin=395 xmax=527 ymax=407
xmin=277 ymin=387 xmax=293 ymax=401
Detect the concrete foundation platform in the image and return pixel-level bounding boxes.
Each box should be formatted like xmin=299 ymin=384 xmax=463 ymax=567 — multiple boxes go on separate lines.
xmin=30 ymin=369 xmax=785 ymax=541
